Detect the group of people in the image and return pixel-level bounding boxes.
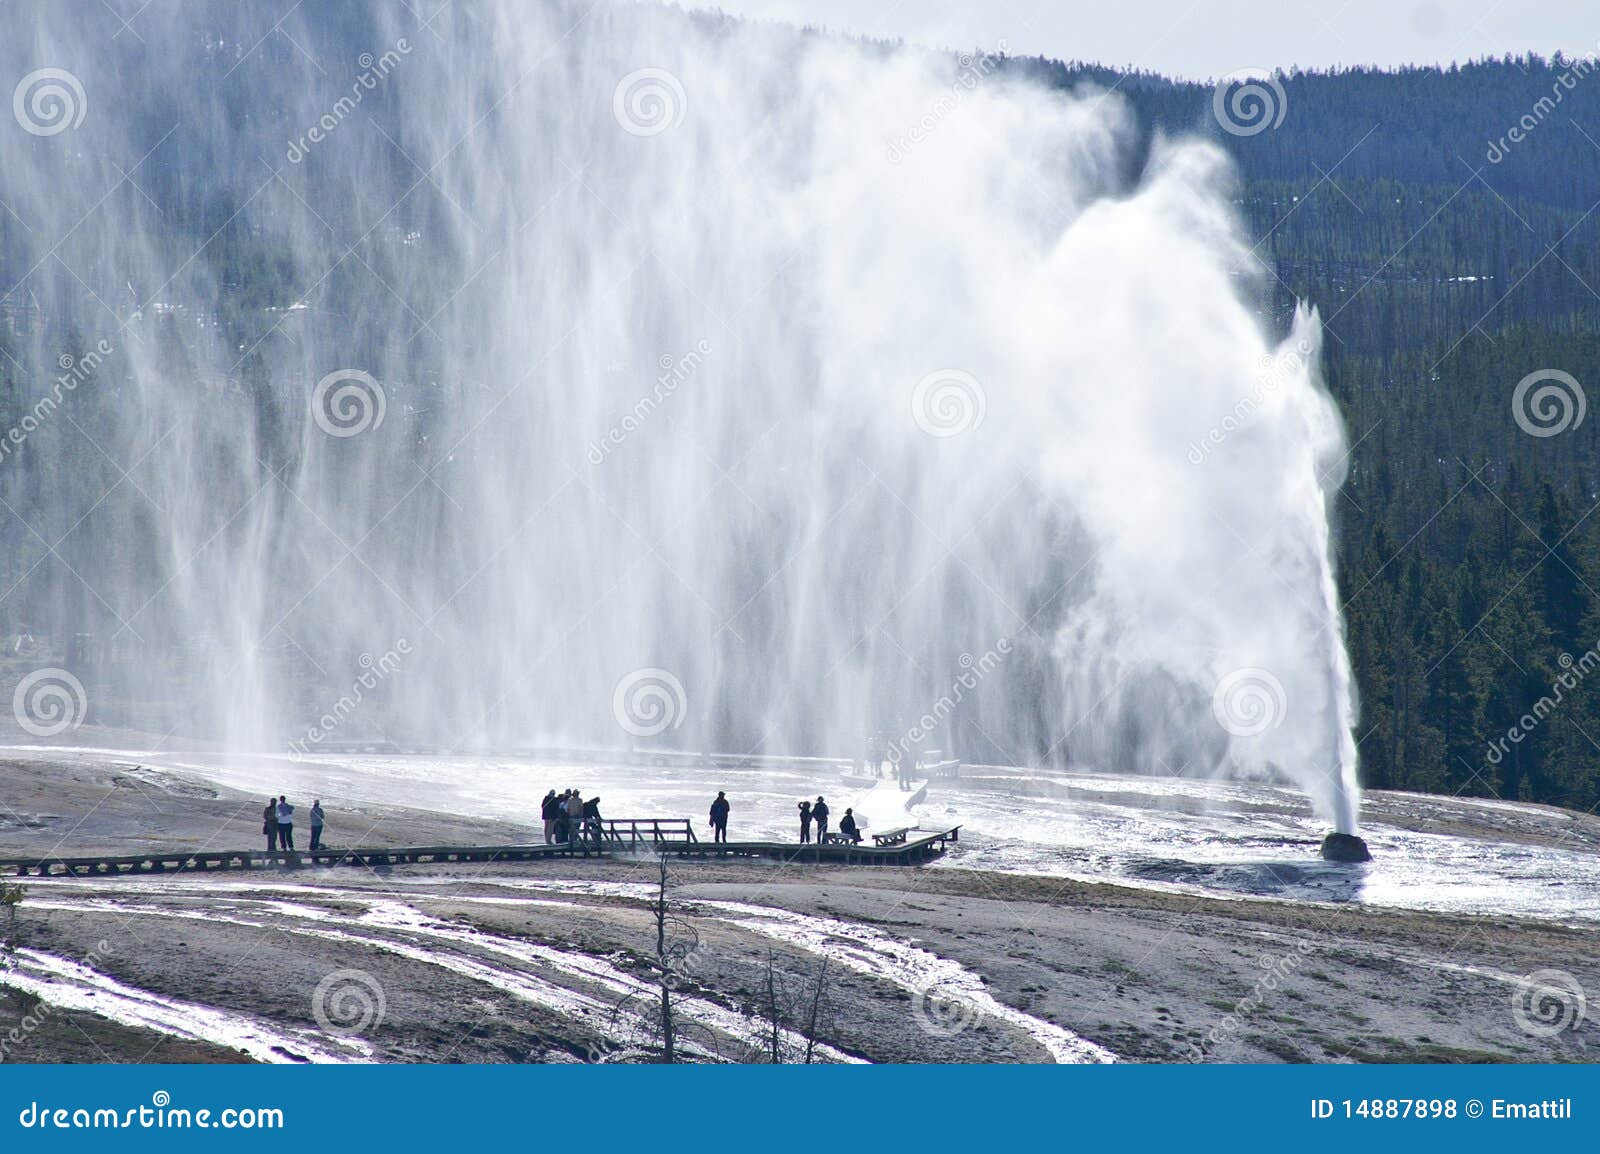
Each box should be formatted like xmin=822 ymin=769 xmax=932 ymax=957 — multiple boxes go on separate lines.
xmin=797 ymin=796 xmax=860 ymax=844
xmin=538 ymin=789 xmax=730 ymax=845
xmin=526 ymin=787 xmax=875 ymax=848
xmin=254 ymin=783 xmax=871 ymax=860
xmin=541 ymin=789 xmax=602 ymax=844
xmin=262 ymin=795 xmax=325 ymax=853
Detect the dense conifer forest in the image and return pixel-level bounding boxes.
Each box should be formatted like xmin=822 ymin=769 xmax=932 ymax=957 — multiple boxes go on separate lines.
xmin=1059 ymin=54 xmax=1600 ymax=808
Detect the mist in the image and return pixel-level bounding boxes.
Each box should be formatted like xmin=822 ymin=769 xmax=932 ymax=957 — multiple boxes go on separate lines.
xmin=0 ymin=1 xmax=1360 ymax=831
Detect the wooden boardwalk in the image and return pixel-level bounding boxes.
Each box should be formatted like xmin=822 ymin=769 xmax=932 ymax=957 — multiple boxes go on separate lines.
xmin=651 ymin=827 xmax=959 ymax=866
xmin=0 ymin=823 xmax=960 ymax=877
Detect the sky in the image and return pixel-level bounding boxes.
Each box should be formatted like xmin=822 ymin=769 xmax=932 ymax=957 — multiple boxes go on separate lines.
xmin=693 ymin=0 xmax=1599 ymax=79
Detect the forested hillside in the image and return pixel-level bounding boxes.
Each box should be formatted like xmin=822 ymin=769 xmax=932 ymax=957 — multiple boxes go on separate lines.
xmin=1028 ymin=55 xmax=1600 ymax=808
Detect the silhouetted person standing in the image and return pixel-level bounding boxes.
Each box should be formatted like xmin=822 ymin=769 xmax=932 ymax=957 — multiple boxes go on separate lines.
xmin=541 ymin=790 xmax=559 ymax=844
xmin=566 ymin=790 xmax=583 ymax=844
xmin=709 ymin=791 xmax=730 ymax=843
xmin=798 ymin=800 xmax=813 ymax=843
xmin=555 ymin=791 xmax=574 ymax=843
xmin=262 ymin=799 xmax=279 ymax=854
xmin=309 ymin=800 xmax=325 ymax=851
xmin=812 ymin=796 xmax=830 ymax=842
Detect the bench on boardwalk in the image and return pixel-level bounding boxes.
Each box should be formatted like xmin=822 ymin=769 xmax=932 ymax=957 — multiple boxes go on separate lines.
xmin=871 ymin=826 xmax=911 ymax=847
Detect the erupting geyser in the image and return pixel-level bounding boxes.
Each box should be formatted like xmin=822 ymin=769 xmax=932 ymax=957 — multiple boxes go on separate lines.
xmin=0 ymin=1 xmax=1362 ymax=832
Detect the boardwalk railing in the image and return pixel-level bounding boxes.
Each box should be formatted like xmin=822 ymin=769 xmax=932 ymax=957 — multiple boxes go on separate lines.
xmin=0 ymin=824 xmax=960 ymax=876
xmin=594 ymin=818 xmax=698 ymax=848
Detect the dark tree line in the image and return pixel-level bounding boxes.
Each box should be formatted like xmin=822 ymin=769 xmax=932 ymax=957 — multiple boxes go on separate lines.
xmin=1043 ymin=54 xmax=1600 ymax=809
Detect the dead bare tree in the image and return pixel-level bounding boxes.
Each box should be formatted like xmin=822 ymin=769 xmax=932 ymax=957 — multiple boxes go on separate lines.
xmin=803 ymin=955 xmax=831 ymax=1064
xmin=585 ymin=856 xmax=711 ymax=1062
xmin=0 ymin=883 xmax=23 ymax=960
xmin=620 ymin=854 xmax=704 ymax=1062
xmin=764 ymin=949 xmax=782 ymax=1063
xmin=654 ymin=855 xmax=675 ymax=1062
xmin=739 ymin=947 xmax=838 ymax=1063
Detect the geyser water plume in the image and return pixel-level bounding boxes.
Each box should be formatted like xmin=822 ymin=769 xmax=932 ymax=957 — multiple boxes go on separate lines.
xmin=0 ymin=1 xmax=1360 ymax=832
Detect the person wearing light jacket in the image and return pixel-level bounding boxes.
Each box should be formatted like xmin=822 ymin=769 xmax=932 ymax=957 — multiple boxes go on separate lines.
xmin=276 ymin=796 xmax=295 ymax=851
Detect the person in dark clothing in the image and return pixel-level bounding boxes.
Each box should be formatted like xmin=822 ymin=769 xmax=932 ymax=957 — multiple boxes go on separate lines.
xmin=581 ymin=796 xmax=603 ymax=847
xmin=262 ymin=799 xmax=279 ymax=854
xmin=540 ymin=790 xmax=559 ymax=844
xmin=555 ymin=790 xmax=575 ymax=844
xmin=709 ymin=791 xmax=730 ymax=843
xmin=309 ymin=800 xmax=325 ymax=851
xmin=811 ymin=796 xmax=830 ymax=842
xmin=798 ymin=800 xmax=813 ymax=843
xmin=838 ymin=808 xmax=861 ymax=844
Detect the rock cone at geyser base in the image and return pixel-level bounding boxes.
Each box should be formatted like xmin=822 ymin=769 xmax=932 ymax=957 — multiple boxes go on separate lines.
xmin=1320 ymin=832 xmax=1372 ymax=863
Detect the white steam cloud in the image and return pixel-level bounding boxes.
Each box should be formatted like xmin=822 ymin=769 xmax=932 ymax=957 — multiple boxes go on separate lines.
xmin=0 ymin=2 xmax=1359 ymax=830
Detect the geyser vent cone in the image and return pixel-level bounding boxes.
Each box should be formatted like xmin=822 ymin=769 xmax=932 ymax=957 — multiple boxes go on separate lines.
xmin=1320 ymin=832 xmax=1372 ymax=863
